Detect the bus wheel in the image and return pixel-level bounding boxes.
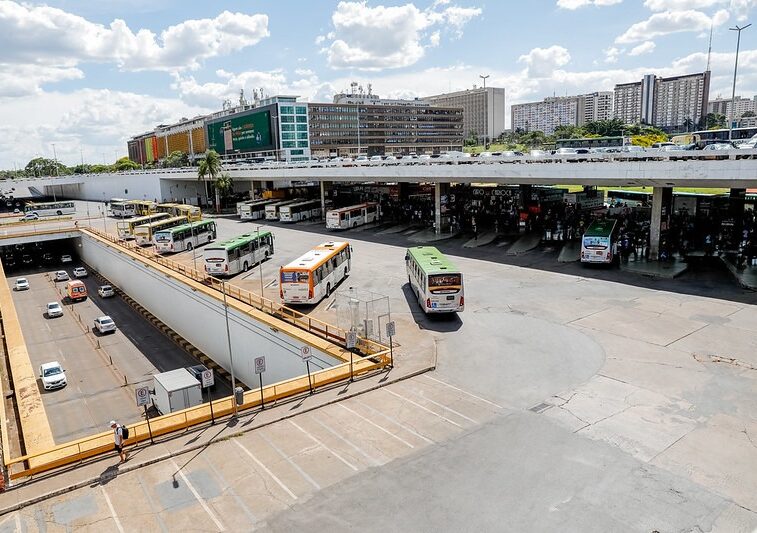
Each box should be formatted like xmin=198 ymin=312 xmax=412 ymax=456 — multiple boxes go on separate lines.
xmin=56 ymin=210 xmax=62 ymax=216
xmin=326 ymin=283 xmax=331 ymax=297
xmin=243 ymin=262 xmax=249 ymax=272
xmin=186 ymin=242 xmax=193 ymax=251
xmin=344 ymin=267 xmax=348 ymax=278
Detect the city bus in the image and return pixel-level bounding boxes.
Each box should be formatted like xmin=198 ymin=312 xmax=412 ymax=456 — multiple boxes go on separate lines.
xmin=203 ymin=231 xmax=275 ymax=276
xmin=580 ymin=219 xmax=619 ymax=264
xmin=23 ymin=201 xmax=76 ymax=217
xmin=265 ymin=199 xmax=301 ymax=220
xmin=110 ymin=200 xmax=136 ymax=218
xmin=156 ymin=203 xmax=202 ymax=221
xmin=280 ymin=241 xmax=351 ymax=304
xmin=240 ymin=199 xmax=276 ymax=221
xmin=154 ymin=220 xmax=217 ymax=253
xmin=405 ymin=246 xmax=464 ymax=314
xmin=127 ymin=200 xmax=156 ymax=216
xmin=326 ymin=202 xmax=379 ymax=229
xmin=279 ymin=200 xmax=321 ymax=223
xmin=116 ymin=212 xmax=170 ymax=239
xmin=133 ymin=216 xmax=187 ymax=246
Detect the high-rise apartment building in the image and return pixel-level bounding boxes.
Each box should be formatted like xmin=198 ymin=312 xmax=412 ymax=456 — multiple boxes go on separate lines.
xmin=613 ymin=72 xmax=710 ymax=131
xmin=425 ymin=87 xmax=506 ymax=141
xmin=708 ymin=95 xmax=757 ymax=119
xmin=510 ymin=92 xmax=613 ymax=134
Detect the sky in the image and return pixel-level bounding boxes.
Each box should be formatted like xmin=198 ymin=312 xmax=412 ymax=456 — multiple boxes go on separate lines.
xmin=1 ymin=0 xmax=757 ymax=169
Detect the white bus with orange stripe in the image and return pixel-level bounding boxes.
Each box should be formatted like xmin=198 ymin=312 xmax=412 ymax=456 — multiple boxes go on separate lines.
xmin=280 ymin=241 xmax=352 ymax=304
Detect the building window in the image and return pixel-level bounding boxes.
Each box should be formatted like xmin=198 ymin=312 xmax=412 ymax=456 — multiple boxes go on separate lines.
xmin=296 ymin=123 xmax=308 ymax=132
xmin=296 ymin=115 xmax=307 ymax=123
xmin=281 ymin=106 xmax=295 ymax=115
xmin=295 ymin=106 xmax=307 ymax=115
xmin=297 ymin=141 xmax=309 ymax=148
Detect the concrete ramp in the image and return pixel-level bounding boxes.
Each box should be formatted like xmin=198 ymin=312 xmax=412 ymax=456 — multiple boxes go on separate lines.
xmin=377 ymin=223 xmax=418 ymax=235
xmin=557 ymin=241 xmax=581 ymax=262
xmin=408 ymin=229 xmax=459 ymax=244
xmin=463 ymin=231 xmax=497 ymax=248
xmin=506 ymin=233 xmax=541 ymax=256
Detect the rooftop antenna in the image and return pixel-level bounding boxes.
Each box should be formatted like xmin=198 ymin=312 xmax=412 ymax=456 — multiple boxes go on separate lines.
xmin=706 ymin=22 xmax=713 ymax=72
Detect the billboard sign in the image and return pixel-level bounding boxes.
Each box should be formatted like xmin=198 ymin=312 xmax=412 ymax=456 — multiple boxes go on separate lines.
xmin=207 ymin=110 xmax=273 ymax=154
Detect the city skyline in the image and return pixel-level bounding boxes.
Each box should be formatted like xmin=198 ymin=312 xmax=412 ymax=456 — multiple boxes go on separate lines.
xmin=2 ymin=0 xmax=757 ymax=168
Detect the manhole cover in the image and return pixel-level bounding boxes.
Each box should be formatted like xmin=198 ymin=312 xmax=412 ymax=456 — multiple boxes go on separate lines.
xmin=529 ymin=402 xmax=552 ymax=414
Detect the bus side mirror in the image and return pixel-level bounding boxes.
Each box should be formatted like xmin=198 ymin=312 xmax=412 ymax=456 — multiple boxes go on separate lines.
xmin=404 ymin=254 xmax=409 ymax=261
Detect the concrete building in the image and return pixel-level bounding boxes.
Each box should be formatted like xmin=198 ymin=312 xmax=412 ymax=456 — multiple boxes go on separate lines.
xmin=614 ymin=72 xmax=711 ymax=131
xmin=708 ymin=95 xmax=757 ymax=120
xmin=578 ymin=91 xmax=614 ymax=124
xmin=510 ymin=92 xmax=612 ymax=134
xmin=425 ymin=87 xmax=506 ymax=141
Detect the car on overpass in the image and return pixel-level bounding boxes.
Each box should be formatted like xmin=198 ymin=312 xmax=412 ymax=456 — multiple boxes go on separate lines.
xmin=39 ymin=361 xmax=67 ymax=390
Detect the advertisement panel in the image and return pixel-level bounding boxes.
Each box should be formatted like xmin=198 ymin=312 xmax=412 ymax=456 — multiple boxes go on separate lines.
xmin=207 ymin=110 xmax=273 ymax=154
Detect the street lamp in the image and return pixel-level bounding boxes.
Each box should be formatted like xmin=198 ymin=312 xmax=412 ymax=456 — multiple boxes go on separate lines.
xmin=257 ymin=226 xmax=264 ymax=296
xmin=51 ymin=143 xmax=58 ymax=201
xmin=729 ymin=23 xmax=751 ymax=141
xmin=221 ymin=280 xmax=238 ymax=416
xmin=479 ymin=74 xmax=489 ymax=90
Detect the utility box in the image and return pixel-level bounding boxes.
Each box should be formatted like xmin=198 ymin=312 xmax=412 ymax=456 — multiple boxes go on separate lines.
xmin=151 ymin=368 xmax=203 ymax=416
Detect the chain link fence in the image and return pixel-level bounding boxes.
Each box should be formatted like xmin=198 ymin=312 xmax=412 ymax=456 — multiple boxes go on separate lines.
xmin=335 ymin=287 xmax=391 ymax=344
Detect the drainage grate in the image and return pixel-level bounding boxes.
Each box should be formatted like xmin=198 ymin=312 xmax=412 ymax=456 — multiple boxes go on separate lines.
xmin=529 ymin=402 xmax=553 ymax=414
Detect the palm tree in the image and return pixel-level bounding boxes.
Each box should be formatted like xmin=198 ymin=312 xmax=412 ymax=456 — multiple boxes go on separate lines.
xmin=683 ymin=118 xmax=694 ymax=133
xmin=197 ymin=150 xmax=221 ymax=211
xmin=214 ymin=173 xmax=234 ymax=212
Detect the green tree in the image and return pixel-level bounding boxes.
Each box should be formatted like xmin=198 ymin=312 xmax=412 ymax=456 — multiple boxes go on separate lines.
xmin=24 ymin=157 xmax=68 ymax=177
xmin=464 ymin=130 xmax=479 ymax=147
xmin=630 ymin=133 xmax=668 ymax=147
xmin=682 ymin=118 xmax=695 ymax=132
xmin=519 ymin=130 xmax=550 ymax=148
xmin=213 ymin=173 xmax=234 ymax=210
xmin=742 ymin=111 xmax=756 ymax=118
xmin=163 ymin=150 xmax=189 ymax=168
xmin=705 ymin=113 xmax=727 ymax=129
xmin=553 ymin=125 xmax=586 ymax=139
xmin=198 ymin=150 xmax=221 ymax=211
xmin=114 ymin=157 xmax=139 ymax=171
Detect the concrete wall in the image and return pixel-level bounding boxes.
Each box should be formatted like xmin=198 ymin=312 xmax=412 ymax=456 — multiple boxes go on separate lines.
xmin=77 ymin=234 xmax=341 ymax=387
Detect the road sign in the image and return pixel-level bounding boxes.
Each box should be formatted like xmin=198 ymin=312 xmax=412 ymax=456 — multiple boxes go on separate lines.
xmin=201 ymin=369 xmax=214 ymax=388
xmin=135 ymin=385 xmax=150 ymax=407
xmin=386 ymin=321 xmax=396 ymax=338
xmin=300 ymin=345 xmax=312 ymax=362
xmin=254 ymin=356 xmax=266 ymax=374
xmin=346 ymin=330 xmax=357 ymax=349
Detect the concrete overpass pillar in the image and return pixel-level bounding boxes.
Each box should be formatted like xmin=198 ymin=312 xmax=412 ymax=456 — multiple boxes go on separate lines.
xmin=434 ymin=182 xmax=449 ymax=235
xmin=251 ymin=181 xmax=260 ymax=200
xmin=649 ymin=186 xmax=672 ymax=260
xmin=320 ymin=181 xmax=331 ymax=220
xmin=519 ymin=185 xmax=532 ymax=210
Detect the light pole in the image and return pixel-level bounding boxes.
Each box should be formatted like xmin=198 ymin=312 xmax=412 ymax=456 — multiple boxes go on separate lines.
xmin=257 ymin=226 xmax=264 ymax=296
xmin=51 ymin=143 xmax=58 ymax=201
xmin=479 ymin=74 xmax=489 ymax=90
xmin=729 ymin=24 xmax=751 ymax=141
xmin=221 ymin=281 xmax=239 ymax=416
xmin=190 ymin=222 xmax=197 ymax=272
xmin=355 ymin=105 xmax=361 ymax=157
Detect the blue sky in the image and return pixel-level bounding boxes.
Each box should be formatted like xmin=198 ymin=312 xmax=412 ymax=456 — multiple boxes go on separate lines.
xmin=1 ymin=0 xmax=756 ymax=168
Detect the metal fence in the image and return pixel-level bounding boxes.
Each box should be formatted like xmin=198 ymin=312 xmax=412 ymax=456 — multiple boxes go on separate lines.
xmin=335 ymin=287 xmax=392 ymax=344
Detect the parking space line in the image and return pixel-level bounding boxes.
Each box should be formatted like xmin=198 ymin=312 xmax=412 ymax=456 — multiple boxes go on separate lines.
xmin=258 ymin=432 xmax=321 ymax=490
xmin=421 ymin=374 xmax=504 ymax=409
xmin=203 ymin=456 xmax=258 ymax=525
xmin=169 ymin=459 xmax=226 ymax=532
xmin=100 ymin=485 xmax=125 ymax=533
xmin=383 ymin=389 xmax=463 ymax=428
xmin=395 ymin=383 xmax=479 ymax=424
xmin=339 ymin=403 xmax=415 ymax=448
xmin=135 ymin=471 xmax=170 ymax=533
xmin=233 ymin=438 xmax=297 ymax=500
xmin=353 ymin=399 xmax=434 ymax=445
xmin=310 ymin=415 xmax=384 ymax=467
xmin=289 ymin=420 xmax=358 ymax=471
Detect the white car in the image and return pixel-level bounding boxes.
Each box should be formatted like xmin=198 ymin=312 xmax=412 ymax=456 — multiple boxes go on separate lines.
xmin=19 ymin=213 xmax=39 ymax=222
xmin=72 ymin=267 xmax=88 ymax=278
xmin=54 ymin=270 xmax=69 ymax=282
xmin=61 ymin=255 xmax=73 ymax=263
xmin=93 ymin=315 xmax=117 ymax=334
xmin=46 ymin=302 xmax=63 ymax=318
xmin=98 ymin=285 xmax=115 ymax=298
xmin=14 ymin=278 xmax=29 ymax=291
xmin=39 ymin=361 xmax=67 ymax=390
xmin=418 ymin=154 xmax=432 ymax=162
xmin=369 ymin=155 xmax=383 ymax=162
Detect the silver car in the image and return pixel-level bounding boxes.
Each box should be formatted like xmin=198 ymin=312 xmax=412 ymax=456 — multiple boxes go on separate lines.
xmin=46 ymin=302 xmax=63 ymax=318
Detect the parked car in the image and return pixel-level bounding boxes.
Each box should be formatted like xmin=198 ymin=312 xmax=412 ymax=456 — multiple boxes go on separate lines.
xmin=703 ymin=142 xmax=735 ymax=151
xmin=21 ymin=254 xmax=33 ymax=265
xmin=554 ymin=148 xmax=578 ymax=155
xmin=46 ymin=302 xmax=63 ymax=318
xmin=418 ymin=154 xmax=432 ymax=162
xmin=41 ymin=252 xmax=54 ymax=265
xmin=14 ymin=278 xmax=29 ymax=291
xmin=19 ymin=213 xmax=39 ymax=222
xmin=54 ymin=270 xmax=69 ymax=281
xmin=39 ymin=361 xmax=67 ymax=390
xmin=355 ymin=155 xmax=369 ymax=163
xmin=369 ymin=155 xmax=383 ymax=162
xmin=186 ymin=364 xmax=215 ymax=390
xmin=61 ymin=254 xmax=73 ymax=263
xmin=93 ymin=315 xmax=117 ymax=334
xmin=97 ymin=285 xmax=115 ymax=298
xmin=72 ymin=267 xmax=88 ymax=278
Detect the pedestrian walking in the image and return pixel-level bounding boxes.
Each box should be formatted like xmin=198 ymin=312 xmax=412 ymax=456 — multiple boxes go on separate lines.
xmin=111 ymin=420 xmax=127 ymax=463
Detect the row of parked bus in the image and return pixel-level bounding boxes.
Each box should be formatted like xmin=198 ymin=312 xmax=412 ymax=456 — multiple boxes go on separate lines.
xmin=110 ymin=199 xmax=202 ymax=221
xmin=236 ymin=197 xmax=381 ymax=230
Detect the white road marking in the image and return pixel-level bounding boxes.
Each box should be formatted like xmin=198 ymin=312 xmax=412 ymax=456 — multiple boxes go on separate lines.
xmin=233 ymin=438 xmax=297 ymax=500
xmin=339 ymin=403 xmax=415 ymax=448
xmin=396 ymin=383 xmax=478 ymax=424
xmin=264 ymin=279 xmax=276 ymax=288
xmin=0 ymin=512 xmax=18 ymax=528
xmin=310 ymin=415 xmax=384 ymax=466
xmin=100 ymin=485 xmax=125 ymax=533
xmin=14 ymin=513 xmax=20 ymax=532
xmin=289 ymin=420 xmax=358 ymax=471
xmin=421 ymin=374 xmax=504 ymax=410
xmin=45 ymin=322 xmax=51 ymax=332
xmin=383 ymin=389 xmax=463 ymax=428
xmin=169 ymin=459 xmax=226 ymax=532
xmin=353 ymin=399 xmax=434 ymax=445
xmin=258 ymin=431 xmax=321 ymax=490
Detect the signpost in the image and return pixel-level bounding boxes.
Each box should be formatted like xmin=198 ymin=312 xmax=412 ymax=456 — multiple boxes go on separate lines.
xmin=300 ymin=346 xmax=313 ymax=394
xmin=254 ymin=356 xmax=266 ymax=409
xmin=202 ymin=369 xmax=215 ymax=424
xmin=346 ymin=330 xmax=357 ymax=382
xmin=135 ymin=385 xmax=154 ymax=444
xmin=386 ymin=321 xmax=396 ymax=368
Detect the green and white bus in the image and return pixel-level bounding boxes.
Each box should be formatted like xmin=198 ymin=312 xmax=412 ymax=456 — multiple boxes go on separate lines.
xmin=580 ymin=219 xmax=619 ymax=264
xmin=154 ymin=220 xmax=217 ymax=253
xmin=279 ymin=199 xmax=322 ymax=222
xmin=203 ymin=231 xmax=275 ymax=276
xmin=405 ymin=246 xmax=464 ymax=313
xmin=117 ymin=213 xmax=169 ymax=239
xmin=133 ymin=216 xmax=187 ymax=246
xmin=24 ymin=201 xmax=75 ymax=217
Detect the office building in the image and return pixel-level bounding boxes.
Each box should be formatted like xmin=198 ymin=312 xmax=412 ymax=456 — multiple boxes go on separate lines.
xmin=425 ymin=87 xmax=505 ymax=141
xmin=613 ymin=72 xmax=710 ymax=131
xmin=510 ymin=92 xmax=612 ymax=134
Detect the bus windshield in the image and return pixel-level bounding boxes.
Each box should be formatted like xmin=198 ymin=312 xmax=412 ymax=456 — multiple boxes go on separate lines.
xmin=429 ymin=273 xmax=461 ymax=288
xmin=281 ymin=270 xmax=309 ymax=283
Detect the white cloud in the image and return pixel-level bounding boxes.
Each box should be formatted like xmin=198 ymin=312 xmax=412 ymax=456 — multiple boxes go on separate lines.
xmin=556 ymin=0 xmax=622 ymax=9
xmin=604 ymin=47 xmax=622 ymax=63
xmin=322 ymin=1 xmax=482 ymax=70
xmin=616 ymin=9 xmax=729 ymax=43
xmin=730 ymin=0 xmax=757 ymax=20
xmin=0 ymin=64 xmax=83 ymax=97
xmin=518 ymin=45 xmax=571 ymax=78
xmin=0 ymin=1 xmax=269 ymax=72
xmin=628 ymin=41 xmax=656 ymax=56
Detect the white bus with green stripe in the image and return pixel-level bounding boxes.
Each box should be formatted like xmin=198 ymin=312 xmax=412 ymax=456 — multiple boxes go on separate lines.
xmin=153 ymin=220 xmax=217 ymax=253
xmin=405 ymin=246 xmax=464 ymax=313
xmin=203 ymin=231 xmax=275 ymax=276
